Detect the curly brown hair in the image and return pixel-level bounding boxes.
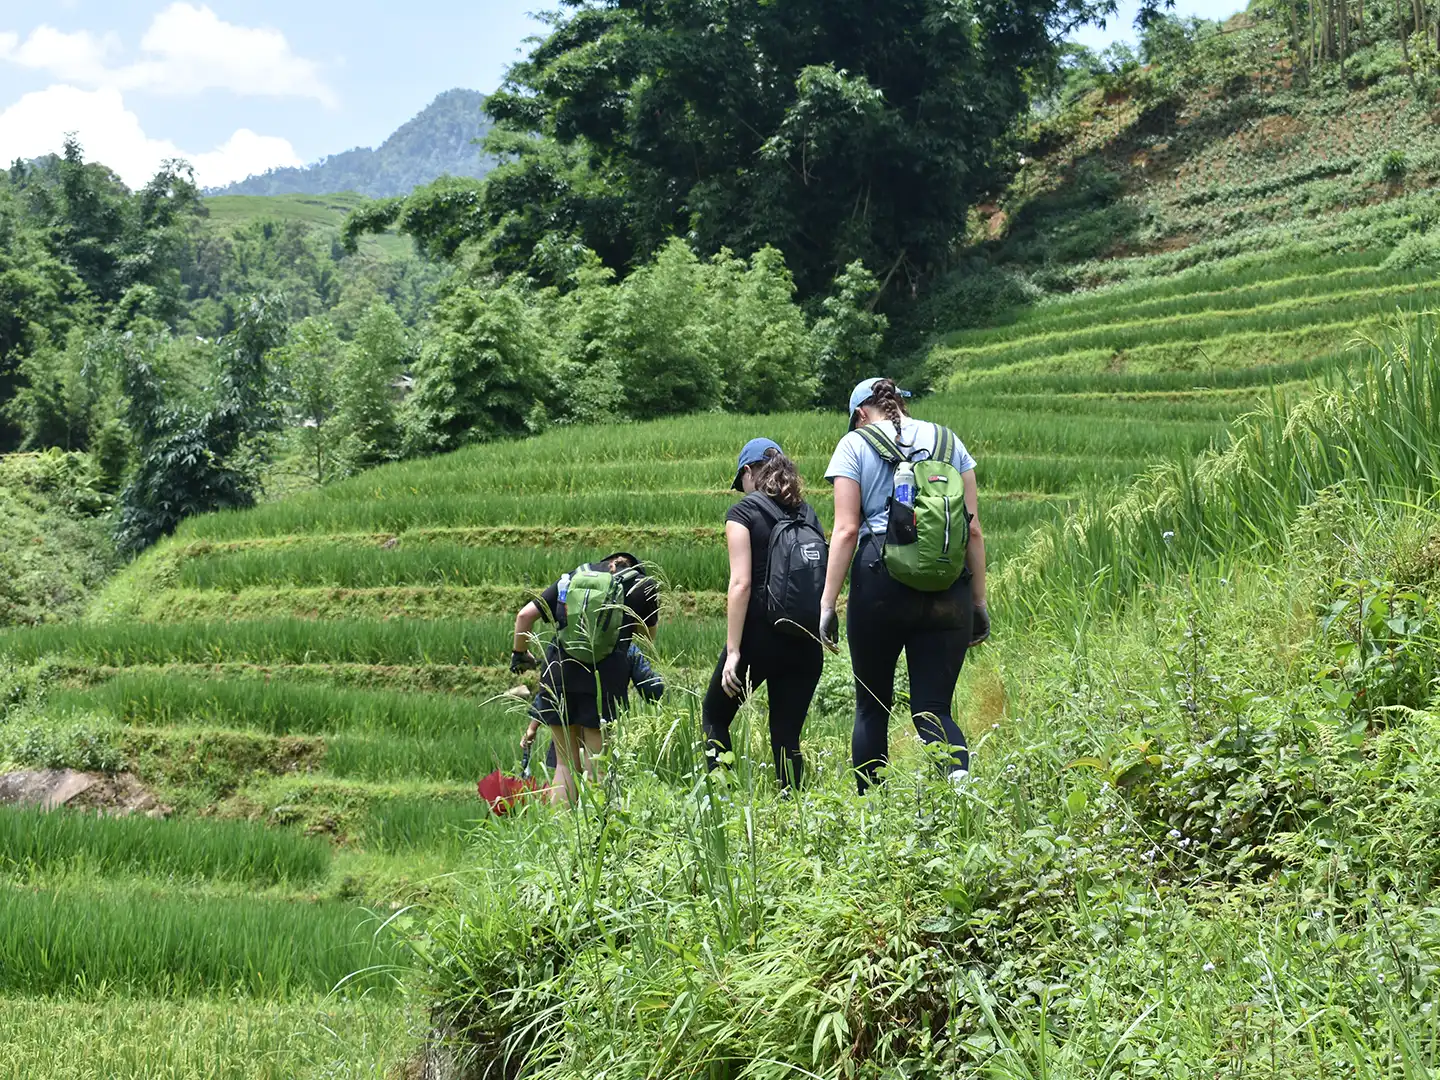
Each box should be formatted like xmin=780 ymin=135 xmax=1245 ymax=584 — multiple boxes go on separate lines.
xmin=749 ymin=447 xmax=803 ymax=509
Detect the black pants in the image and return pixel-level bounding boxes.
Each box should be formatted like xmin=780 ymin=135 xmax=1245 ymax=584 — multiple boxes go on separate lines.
xmin=848 ymin=534 xmax=974 ymax=793
xmin=701 ymin=629 xmax=823 ymax=789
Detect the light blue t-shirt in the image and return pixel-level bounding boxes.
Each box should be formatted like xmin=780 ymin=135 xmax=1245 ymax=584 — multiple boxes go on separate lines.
xmin=824 ymin=417 xmax=976 ymax=537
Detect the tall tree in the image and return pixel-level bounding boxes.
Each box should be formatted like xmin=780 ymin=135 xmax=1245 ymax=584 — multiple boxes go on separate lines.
xmin=114 ymin=296 xmax=286 ymax=554
xmin=350 ymin=0 xmax=1118 ymax=297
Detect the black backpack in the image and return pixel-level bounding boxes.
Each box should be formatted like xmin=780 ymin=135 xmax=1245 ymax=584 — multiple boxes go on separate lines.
xmin=748 ymin=494 xmax=827 ymax=640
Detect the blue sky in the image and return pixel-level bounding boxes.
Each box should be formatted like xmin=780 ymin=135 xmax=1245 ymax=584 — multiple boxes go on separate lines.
xmin=0 ymin=0 xmax=1243 ymax=189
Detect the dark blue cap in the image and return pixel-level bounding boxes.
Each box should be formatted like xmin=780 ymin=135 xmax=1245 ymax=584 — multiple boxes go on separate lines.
xmin=732 ymin=437 xmax=782 ymax=491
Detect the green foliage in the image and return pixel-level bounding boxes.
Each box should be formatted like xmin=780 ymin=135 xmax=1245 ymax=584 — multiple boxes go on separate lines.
xmin=403 ymin=283 xmax=545 ymax=452
xmin=1005 ymin=312 xmax=1440 ymax=622
xmin=363 ymin=0 xmax=1069 ymax=296
xmin=114 ymin=297 xmax=287 ymax=554
xmin=810 ymin=261 xmax=889 ymax=408
xmin=213 ymin=89 xmax=493 ymax=199
xmin=0 ymin=995 xmax=409 ymax=1080
xmin=0 ymin=805 xmax=331 ymax=886
xmin=276 ymin=317 xmax=344 ymax=485
xmin=1382 ymin=230 xmax=1440 ymax=271
xmin=335 ymin=302 xmax=407 ymax=473
xmin=0 ymin=452 xmax=114 ymax=626
xmin=0 ymin=887 xmax=399 ymax=996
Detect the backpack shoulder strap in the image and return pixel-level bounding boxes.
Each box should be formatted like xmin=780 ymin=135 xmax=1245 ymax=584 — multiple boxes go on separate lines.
xmin=856 ymin=424 xmax=903 ymax=465
xmin=932 ymin=424 xmax=956 ymax=468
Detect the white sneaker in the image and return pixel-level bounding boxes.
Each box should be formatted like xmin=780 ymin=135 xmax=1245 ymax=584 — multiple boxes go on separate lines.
xmin=948 ymin=768 xmax=970 ymax=788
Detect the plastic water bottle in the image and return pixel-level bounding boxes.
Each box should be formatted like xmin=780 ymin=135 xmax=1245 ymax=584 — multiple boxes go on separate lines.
xmin=894 ymin=461 xmax=916 ymax=511
xmin=558 ymin=573 xmax=571 ymax=604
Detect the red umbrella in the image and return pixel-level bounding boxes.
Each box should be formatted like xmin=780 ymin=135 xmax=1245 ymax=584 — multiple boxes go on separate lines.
xmin=477 ymin=746 xmax=539 ymax=814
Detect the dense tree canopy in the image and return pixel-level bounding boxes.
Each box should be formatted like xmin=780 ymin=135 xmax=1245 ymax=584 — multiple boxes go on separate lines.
xmin=350 ymin=0 xmax=1128 ymax=296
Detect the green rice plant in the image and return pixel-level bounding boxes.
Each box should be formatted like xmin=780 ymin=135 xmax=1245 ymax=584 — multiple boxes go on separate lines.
xmin=944 ymin=261 xmax=1421 ymax=349
xmin=356 ymin=796 xmax=485 ymax=854
xmin=0 ymin=806 xmax=330 ymax=886
xmin=44 ymin=675 xmax=521 ymax=738
xmin=323 ymin=728 xmax=516 ymax=783
xmin=0 ymin=994 xmax=409 ymax=1080
xmin=0 ymin=886 xmax=402 ymax=996
xmin=179 ymin=543 xmax=734 ymax=593
xmin=0 ymin=615 xmax=723 ymax=667
xmin=959 ymin=351 xmax=1352 ymax=397
xmin=1007 ymin=312 xmax=1440 ymax=621
xmin=935 ymin=287 xmax=1438 ymax=372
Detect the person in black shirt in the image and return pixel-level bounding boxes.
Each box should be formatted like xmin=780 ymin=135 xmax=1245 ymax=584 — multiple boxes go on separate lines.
xmin=522 ymin=643 xmax=666 ymax=771
xmin=702 ymin=439 xmax=826 ymax=790
xmin=511 ymin=552 xmax=659 ymax=803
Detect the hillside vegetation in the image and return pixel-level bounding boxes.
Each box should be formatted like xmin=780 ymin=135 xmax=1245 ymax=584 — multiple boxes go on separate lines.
xmin=9 ymin=0 xmax=1440 ymax=1075
xmin=210 ymin=89 xmax=493 ymax=199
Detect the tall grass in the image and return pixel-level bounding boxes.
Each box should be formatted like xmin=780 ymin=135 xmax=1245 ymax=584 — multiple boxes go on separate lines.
xmin=1007 ymin=313 xmax=1440 ymax=619
xmin=180 ymin=543 xmax=734 ymax=592
xmin=46 ymin=675 xmax=522 ymax=738
xmin=944 ymin=263 xmax=1430 ymax=348
xmin=0 ymin=806 xmax=330 ymax=886
xmin=0 ymin=994 xmax=409 ymax=1080
xmin=0 ymin=616 xmax=724 ymax=666
xmin=0 ymin=886 xmax=401 ymax=996
xmin=936 ymin=290 xmax=1435 ymax=371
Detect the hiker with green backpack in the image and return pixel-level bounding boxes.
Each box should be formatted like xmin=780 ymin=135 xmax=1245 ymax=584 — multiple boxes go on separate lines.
xmin=510 ymin=552 xmax=659 ymax=804
xmin=820 ymin=377 xmax=989 ymax=794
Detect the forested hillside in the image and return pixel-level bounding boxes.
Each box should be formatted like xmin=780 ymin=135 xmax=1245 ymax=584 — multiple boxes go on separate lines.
xmin=210 ymin=89 xmax=494 ymax=198
xmin=8 ymin=0 xmax=1440 ymax=1075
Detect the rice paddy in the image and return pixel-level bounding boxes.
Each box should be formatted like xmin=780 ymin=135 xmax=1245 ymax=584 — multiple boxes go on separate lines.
xmin=5 ymin=234 xmax=1429 ymax=1073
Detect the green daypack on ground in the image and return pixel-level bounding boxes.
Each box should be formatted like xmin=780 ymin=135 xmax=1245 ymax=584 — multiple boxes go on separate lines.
xmin=856 ymin=422 xmax=970 ymax=592
xmin=557 ymin=566 xmax=632 ymax=664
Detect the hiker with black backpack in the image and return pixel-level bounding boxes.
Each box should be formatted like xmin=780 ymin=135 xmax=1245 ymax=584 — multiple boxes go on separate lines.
xmin=701 ymin=439 xmax=828 ymax=790
xmin=510 ymin=552 xmax=660 ymax=804
xmin=820 ymin=378 xmax=989 ymax=794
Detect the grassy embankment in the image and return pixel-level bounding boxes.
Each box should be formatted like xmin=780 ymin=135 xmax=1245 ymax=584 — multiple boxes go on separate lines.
xmin=12 ymin=32 xmax=1440 ymax=1071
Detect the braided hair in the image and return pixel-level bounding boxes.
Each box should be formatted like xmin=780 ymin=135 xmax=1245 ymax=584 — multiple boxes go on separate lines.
xmin=863 ymin=378 xmax=909 ymax=443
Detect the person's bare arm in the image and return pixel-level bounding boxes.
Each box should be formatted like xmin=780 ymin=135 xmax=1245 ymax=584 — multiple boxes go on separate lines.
xmin=962 ymin=471 xmax=986 ymax=610
xmin=513 ymin=601 xmax=543 ymax=655
xmin=721 ymin=522 xmax=752 ymax=696
xmin=820 ymin=478 xmax=862 ymax=646
xmin=724 ymin=522 xmax=752 ymax=655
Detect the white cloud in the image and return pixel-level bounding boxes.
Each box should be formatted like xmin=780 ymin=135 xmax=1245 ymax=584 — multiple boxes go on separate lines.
xmin=0 ymin=25 xmax=119 ymax=82
xmin=0 ymin=84 xmax=302 ymax=188
xmin=0 ymin=4 xmax=336 ymax=106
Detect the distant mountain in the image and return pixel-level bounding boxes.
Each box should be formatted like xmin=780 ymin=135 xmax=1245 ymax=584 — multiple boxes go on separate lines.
xmin=212 ymin=89 xmax=493 ymax=198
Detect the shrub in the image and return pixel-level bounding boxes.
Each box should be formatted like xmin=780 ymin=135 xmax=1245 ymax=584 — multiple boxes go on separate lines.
xmin=1383 ymin=231 xmax=1440 ymax=272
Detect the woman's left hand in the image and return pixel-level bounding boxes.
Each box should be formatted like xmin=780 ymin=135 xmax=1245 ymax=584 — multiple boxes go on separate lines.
xmin=721 ymin=649 xmax=745 ymax=698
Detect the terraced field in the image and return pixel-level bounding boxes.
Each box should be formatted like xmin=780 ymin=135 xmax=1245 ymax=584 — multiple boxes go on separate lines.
xmin=4 ymin=241 xmax=1438 ymax=1075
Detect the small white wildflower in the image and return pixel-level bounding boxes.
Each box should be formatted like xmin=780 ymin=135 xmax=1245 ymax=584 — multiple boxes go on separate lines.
xmin=1168 ymin=829 xmax=1182 ymax=840
xmin=1203 ymin=962 xmax=1215 ymax=973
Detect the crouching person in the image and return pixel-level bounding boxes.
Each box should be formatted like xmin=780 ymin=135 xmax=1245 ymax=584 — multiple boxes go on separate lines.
xmin=522 ymin=642 xmax=666 ymax=774
xmin=511 ymin=552 xmax=659 ymax=804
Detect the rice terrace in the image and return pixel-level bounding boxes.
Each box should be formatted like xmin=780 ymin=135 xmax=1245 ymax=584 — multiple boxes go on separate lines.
xmin=6 ymin=0 xmax=1440 ymax=1077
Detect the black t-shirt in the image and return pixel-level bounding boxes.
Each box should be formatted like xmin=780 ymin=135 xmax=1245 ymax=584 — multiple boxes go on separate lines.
xmin=727 ymin=493 xmax=825 ymax=642
xmin=536 ymin=561 xmax=660 ymax=696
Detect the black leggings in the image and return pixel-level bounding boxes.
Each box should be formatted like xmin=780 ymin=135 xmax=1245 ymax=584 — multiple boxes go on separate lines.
xmin=848 ymin=535 xmax=974 ymax=793
xmin=701 ymin=632 xmax=823 ymax=789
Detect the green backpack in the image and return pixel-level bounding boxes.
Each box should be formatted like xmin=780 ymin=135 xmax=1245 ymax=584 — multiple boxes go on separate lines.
xmin=556 ymin=565 xmax=633 ymax=664
xmin=856 ymin=423 xmax=970 ymax=592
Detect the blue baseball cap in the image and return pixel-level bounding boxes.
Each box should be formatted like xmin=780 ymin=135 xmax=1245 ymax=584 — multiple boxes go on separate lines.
xmin=847 ymin=377 xmax=911 ymax=430
xmin=732 ymin=437 xmax=782 ymax=491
